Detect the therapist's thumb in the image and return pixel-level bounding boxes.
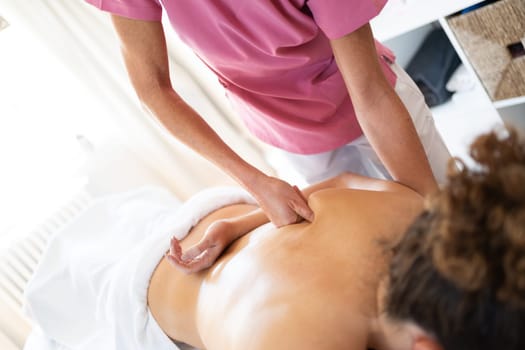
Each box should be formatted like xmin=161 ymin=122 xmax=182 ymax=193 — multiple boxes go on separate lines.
xmin=295 ymin=204 xmax=315 ymax=223
xmin=291 ymin=186 xmax=314 ymax=222
xmin=289 ymin=199 xmax=315 ymax=223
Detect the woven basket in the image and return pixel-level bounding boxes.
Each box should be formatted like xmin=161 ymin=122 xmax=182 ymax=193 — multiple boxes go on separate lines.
xmin=448 ymin=0 xmax=525 ymax=101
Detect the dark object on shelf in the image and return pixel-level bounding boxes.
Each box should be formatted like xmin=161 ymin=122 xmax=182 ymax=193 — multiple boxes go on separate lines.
xmin=448 ymin=0 xmax=525 ymax=101
xmin=406 ymin=28 xmax=461 ymax=107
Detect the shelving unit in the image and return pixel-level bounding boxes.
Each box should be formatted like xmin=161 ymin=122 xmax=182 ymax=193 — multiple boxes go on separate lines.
xmin=371 ymin=0 xmax=483 ymax=42
xmin=371 ymin=0 xmax=525 ymax=159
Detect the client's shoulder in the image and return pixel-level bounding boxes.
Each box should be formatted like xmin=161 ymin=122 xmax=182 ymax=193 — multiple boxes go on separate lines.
xmin=307 ymin=186 xmax=424 ymax=247
xmin=308 ymin=185 xmax=423 ymax=218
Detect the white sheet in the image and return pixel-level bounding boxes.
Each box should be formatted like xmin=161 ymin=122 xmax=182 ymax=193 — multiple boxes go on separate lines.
xmin=23 ymin=185 xmax=256 ymax=350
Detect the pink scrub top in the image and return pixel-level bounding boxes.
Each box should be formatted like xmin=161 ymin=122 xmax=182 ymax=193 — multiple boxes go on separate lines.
xmin=86 ymin=0 xmax=396 ymax=154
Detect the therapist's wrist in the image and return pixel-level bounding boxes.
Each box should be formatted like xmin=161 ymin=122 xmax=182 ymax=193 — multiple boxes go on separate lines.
xmin=232 ymin=163 xmax=268 ymax=197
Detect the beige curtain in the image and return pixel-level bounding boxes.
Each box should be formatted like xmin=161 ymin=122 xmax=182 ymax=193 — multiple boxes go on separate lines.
xmin=0 ymin=300 xmax=30 ymax=349
xmin=0 ymin=0 xmax=273 ymax=200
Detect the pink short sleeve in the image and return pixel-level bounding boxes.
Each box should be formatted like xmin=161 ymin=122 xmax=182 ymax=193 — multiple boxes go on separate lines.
xmin=85 ymin=0 xmax=162 ymax=21
xmin=307 ymin=0 xmax=387 ymax=39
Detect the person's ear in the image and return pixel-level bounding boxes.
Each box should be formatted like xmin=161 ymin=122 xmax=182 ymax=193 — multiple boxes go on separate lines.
xmin=412 ymin=337 xmax=443 ymax=350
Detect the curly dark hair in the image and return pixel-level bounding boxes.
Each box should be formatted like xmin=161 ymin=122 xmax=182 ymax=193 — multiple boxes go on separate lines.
xmin=386 ymin=126 xmax=525 ymax=350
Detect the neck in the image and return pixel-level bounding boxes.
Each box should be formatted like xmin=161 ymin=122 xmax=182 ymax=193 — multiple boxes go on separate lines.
xmin=368 ymin=313 xmax=416 ymax=350
xmin=367 ymin=277 xmax=415 ymax=350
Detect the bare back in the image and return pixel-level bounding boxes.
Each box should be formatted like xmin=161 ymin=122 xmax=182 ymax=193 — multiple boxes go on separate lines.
xmin=148 ymin=186 xmax=423 ymax=350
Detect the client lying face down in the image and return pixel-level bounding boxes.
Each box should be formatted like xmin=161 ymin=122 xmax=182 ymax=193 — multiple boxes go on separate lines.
xmin=24 ymin=128 xmax=524 ymax=350
xmin=153 ymin=127 xmax=525 ymax=350
xmin=151 ymin=172 xmax=424 ymax=350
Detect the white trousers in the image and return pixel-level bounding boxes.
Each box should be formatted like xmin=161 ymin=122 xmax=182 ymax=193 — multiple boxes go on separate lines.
xmin=277 ymin=63 xmax=451 ymax=185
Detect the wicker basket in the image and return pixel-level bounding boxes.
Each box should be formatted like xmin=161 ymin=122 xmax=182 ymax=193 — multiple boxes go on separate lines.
xmin=448 ymin=0 xmax=525 ymax=101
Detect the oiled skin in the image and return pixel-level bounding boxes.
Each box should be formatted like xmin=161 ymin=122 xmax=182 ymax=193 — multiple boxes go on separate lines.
xmin=148 ymin=183 xmax=422 ymax=350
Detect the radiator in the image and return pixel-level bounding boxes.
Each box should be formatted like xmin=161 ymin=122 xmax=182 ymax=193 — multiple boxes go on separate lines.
xmin=0 ymin=189 xmax=92 ymax=323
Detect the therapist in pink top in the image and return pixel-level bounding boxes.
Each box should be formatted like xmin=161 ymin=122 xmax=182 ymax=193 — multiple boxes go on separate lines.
xmin=85 ymin=0 xmax=450 ymax=227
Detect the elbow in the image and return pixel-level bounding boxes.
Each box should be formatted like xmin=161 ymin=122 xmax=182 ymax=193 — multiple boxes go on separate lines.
xmin=134 ymin=83 xmax=152 ymax=104
xmin=133 ymin=79 xmax=161 ymax=103
xmin=134 ymin=87 xmax=157 ymax=116
xmin=133 ymin=78 xmax=172 ymax=110
xmin=350 ymin=76 xmax=392 ymax=108
xmin=126 ymin=64 xmax=173 ymax=106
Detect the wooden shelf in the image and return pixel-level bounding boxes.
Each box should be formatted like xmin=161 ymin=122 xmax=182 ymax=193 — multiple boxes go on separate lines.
xmin=371 ymin=0 xmax=484 ymax=41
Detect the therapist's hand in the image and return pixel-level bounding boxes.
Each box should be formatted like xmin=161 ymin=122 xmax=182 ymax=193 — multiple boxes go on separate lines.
xmin=166 ymin=220 xmax=234 ymax=274
xmin=251 ymin=176 xmax=314 ymax=227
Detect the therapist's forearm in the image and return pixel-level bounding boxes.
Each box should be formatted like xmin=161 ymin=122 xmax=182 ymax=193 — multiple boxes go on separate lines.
xmin=330 ymin=24 xmax=438 ymax=196
xmin=140 ymin=86 xmax=263 ymax=188
xmin=141 ymin=88 xmax=316 ymax=227
xmin=353 ymin=82 xmax=438 ymax=196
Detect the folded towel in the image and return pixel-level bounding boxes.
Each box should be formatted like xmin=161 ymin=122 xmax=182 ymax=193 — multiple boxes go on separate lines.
xmin=406 ymin=28 xmax=462 ymax=107
xmin=23 ymin=186 xmax=256 ymax=350
xmin=446 ymin=64 xmax=476 ymax=93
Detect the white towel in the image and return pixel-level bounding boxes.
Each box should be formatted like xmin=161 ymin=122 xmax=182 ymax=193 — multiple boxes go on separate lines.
xmin=23 ymin=185 xmax=256 ymax=350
